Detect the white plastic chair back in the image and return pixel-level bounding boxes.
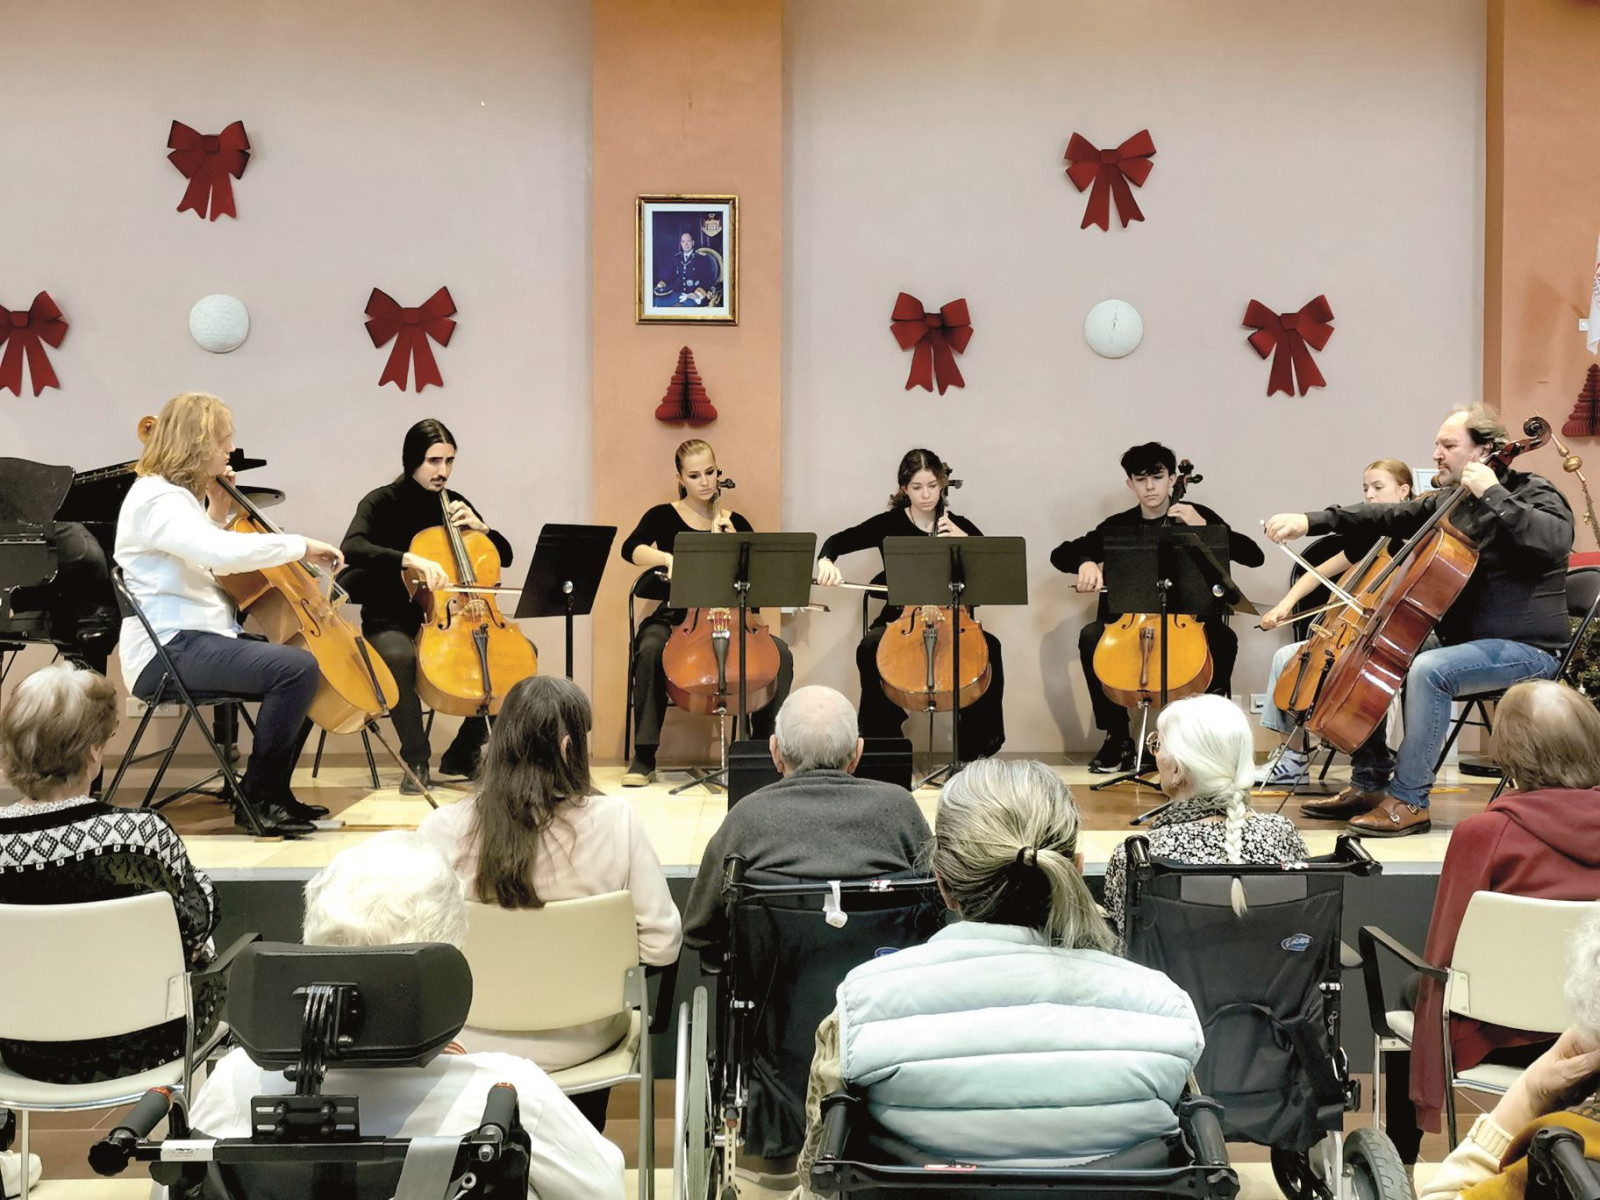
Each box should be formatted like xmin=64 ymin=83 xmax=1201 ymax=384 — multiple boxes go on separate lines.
xmin=0 ymin=893 xmax=187 ymax=1041
xmin=463 ymin=892 xmax=639 ymax=1032
xmin=1446 ymin=892 xmax=1598 ymax=1033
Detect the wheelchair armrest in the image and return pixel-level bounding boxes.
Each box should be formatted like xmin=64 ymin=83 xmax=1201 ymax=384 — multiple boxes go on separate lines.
xmin=647 ymin=959 xmax=680 ymax=1036
xmin=1358 ymin=925 xmax=1445 ymax=1040
xmin=1177 ymin=1094 xmax=1230 ymax=1169
xmin=195 ymin=931 xmax=260 ymax=979
xmin=809 ymin=1091 xmax=864 ymax=1197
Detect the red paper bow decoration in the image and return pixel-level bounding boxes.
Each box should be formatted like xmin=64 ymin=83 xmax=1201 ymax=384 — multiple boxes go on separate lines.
xmin=1064 ymin=130 xmax=1156 ymax=231
xmin=890 ymin=294 xmax=973 ymax=394
xmin=167 ymin=121 xmax=251 ymax=221
xmin=0 ymin=293 xmax=68 ymax=397
xmin=365 ymin=288 xmax=456 ymax=391
xmin=1243 ymin=295 xmax=1335 ymax=397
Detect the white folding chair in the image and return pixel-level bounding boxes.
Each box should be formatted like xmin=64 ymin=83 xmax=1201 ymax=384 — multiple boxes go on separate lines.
xmin=0 ymin=893 xmax=244 ymax=1200
xmin=462 ymin=892 xmax=657 ymax=1200
xmin=1361 ymin=892 xmax=1600 ymax=1147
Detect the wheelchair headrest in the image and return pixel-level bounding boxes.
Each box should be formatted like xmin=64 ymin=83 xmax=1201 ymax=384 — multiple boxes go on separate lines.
xmin=228 ymin=942 xmax=472 ymax=1071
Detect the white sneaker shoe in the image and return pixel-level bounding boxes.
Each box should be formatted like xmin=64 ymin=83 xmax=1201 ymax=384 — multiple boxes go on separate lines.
xmin=1255 ymin=746 xmax=1311 ymax=788
xmin=0 ymin=1150 xmax=42 ymax=1200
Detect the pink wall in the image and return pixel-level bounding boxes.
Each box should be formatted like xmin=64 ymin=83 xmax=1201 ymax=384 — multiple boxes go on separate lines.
xmin=782 ymin=0 xmax=1486 ymax=752
xmin=0 ymin=1 xmax=592 ymax=749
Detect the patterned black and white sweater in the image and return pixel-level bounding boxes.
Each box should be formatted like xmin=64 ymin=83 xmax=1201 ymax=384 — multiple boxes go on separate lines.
xmin=0 ymin=796 xmax=221 ymax=1083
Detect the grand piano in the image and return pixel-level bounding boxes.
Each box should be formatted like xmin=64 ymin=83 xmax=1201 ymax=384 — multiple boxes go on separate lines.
xmin=0 ymin=449 xmax=279 ymax=673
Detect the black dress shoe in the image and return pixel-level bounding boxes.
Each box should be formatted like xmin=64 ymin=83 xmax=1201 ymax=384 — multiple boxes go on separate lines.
xmin=280 ymin=796 xmax=330 ymax=822
xmin=237 ymin=804 xmax=315 ymax=837
xmin=400 ymin=764 xmax=432 ymax=795
xmin=1087 ymin=736 xmax=1135 ymax=774
xmin=437 ymin=747 xmax=482 ymax=781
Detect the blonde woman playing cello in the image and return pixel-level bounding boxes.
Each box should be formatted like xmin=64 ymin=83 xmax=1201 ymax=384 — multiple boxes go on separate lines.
xmin=116 ymin=393 xmax=345 ymax=836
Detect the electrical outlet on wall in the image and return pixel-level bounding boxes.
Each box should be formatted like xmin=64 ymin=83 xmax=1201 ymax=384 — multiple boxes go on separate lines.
xmin=1249 ymin=693 xmax=1267 ymax=714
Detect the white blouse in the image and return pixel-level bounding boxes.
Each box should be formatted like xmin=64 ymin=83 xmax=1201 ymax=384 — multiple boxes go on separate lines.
xmin=114 ymin=475 xmax=306 ymax=685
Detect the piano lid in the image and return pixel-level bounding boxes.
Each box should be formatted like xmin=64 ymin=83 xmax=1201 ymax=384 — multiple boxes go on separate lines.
xmin=0 ymin=459 xmax=74 ymax=524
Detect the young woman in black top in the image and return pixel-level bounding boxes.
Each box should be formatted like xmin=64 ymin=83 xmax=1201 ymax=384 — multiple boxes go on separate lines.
xmin=814 ymin=448 xmax=1005 ymax=759
xmin=620 ymin=439 xmax=794 ymax=785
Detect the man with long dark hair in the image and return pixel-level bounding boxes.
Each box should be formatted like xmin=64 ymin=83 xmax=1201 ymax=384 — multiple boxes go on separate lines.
xmin=340 ymin=419 xmax=515 ymax=792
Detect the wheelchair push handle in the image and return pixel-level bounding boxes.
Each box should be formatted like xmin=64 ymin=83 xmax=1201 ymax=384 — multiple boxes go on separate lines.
xmin=89 ymin=1086 xmax=174 ymax=1176
xmin=475 ymin=1083 xmax=519 ymax=1156
xmin=1528 ymin=1126 xmax=1600 ymax=1200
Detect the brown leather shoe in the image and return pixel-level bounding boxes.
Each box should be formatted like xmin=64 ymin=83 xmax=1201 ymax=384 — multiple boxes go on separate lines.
xmin=1299 ymin=787 xmax=1384 ymax=820
xmin=1347 ymin=795 xmax=1432 ymax=837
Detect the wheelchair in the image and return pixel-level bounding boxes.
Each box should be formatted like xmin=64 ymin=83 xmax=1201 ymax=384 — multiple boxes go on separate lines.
xmin=675 ymin=857 xmax=947 ymax=1200
xmin=91 ymin=941 xmax=532 ymax=1200
xmin=1121 ymin=833 xmax=1412 ymax=1200
xmin=807 ymin=1085 xmax=1241 ymax=1200
xmin=1526 ymin=1125 xmax=1600 ymax=1200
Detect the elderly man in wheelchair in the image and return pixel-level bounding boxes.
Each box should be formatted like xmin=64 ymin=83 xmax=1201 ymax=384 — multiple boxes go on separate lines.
xmin=93 ymin=832 xmax=623 ymax=1200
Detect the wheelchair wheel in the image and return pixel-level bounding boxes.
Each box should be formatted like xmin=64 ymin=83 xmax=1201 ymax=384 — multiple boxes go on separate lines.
xmin=1271 ymin=1147 xmax=1331 ymax=1200
xmin=675 ymin=988 xmax=714 ymax=1200
xmin=1342 ymin=1127 xmax=1411 ymax=1200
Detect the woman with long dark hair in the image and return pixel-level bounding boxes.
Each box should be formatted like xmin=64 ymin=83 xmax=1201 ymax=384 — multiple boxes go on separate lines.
xmin=814 ymin=448 xmax=1006 ymax=759
xmin=417 ymin=675 xmax=681 ymax=1129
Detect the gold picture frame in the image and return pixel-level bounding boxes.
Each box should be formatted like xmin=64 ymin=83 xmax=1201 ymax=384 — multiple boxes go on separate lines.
xmin=636 ymin=194 xmax=738 ymax=324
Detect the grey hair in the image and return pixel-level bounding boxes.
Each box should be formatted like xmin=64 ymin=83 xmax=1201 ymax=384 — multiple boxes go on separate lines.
xmin=930 ymin=758 xmax=1115 ymax=952
xmin=773 ymin=685 xmax=859 ymax=772
xmin=303 ymin=832 xmax=468 ymax=949
xmin=1567 ymin=908 xmax=1600 ymax=1039
xmin=1156 ymin=695 xmax=1255 ymax=916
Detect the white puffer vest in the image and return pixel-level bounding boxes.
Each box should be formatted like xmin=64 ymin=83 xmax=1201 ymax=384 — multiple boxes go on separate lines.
xmin=836 ymin=923 xmax=1203 ymax=1166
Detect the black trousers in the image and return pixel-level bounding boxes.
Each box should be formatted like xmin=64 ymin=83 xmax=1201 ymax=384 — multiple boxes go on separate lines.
xmin=630 ymin=614 xmax=794 ymax=748
xmin=366 ymin=627 xmax=488 ymax=769
xmin=1078 ymin=618 xmax=1238 ymax=738
xmin=855 ymin=623 xmax=1006 ymax=759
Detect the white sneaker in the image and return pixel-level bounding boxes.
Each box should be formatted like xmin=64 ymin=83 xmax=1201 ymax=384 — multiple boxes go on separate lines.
xmin=1255 ymin=746 xmax=1311 ymax=788
xmin=0 ymin=1150 xmax=42 ymax=1200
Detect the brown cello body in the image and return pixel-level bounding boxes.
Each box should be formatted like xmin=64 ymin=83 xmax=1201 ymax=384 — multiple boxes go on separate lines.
xmin=1271 ymin=542 xmax=1392 ymax=715
xmin=876 ymin=604 xmax=992 ymax=712
xmin=1306 ymin=518 xmax=1476 ymax=753
xmin=214 ymin=483 xmax=400 ymax=736
xmin=1092 ymin=614 xmax=1213 ymax=710
xmin=406 ymin=495 xmax=539 ymax=717
xmin=662 ymin=606 xmax=782 ymax=715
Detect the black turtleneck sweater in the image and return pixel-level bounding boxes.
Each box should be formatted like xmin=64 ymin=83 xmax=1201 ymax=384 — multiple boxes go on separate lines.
xmin=340 ymin=477 xmax=513 ymax=635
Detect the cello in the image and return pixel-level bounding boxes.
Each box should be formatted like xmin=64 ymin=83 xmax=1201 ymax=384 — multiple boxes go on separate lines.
xmin=136 ymin=415 xmax=403 ymax=738
xmin=406 ymin=490 xmax=539 ymax=717
xmin=659 ymin=476 xmax=783 ymax=722
xmin=1306 ymin=417 xmax=1553 ymax=754
xmin=1091 ymin=459 xmax=1214 ymax=709
xmin=1270 ymin=537 xmax=1392 ymax=715
xmin=874 ymin=492 xmax=993 ymax=712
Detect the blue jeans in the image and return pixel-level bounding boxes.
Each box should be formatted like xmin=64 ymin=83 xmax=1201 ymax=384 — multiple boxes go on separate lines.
xmin=1350 ymin=639 xmax=1559 ymax=808
xmin=1261 ymin=641 xmax=1303 ymax=735
xmin=133 ymin=630 xmax=320 ymax=806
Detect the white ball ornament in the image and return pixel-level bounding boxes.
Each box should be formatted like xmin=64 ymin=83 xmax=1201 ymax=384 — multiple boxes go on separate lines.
xmin=189 ymin=294 xmax=250 ymax=354
xmin=1083 ymin=299 xmax=1143 ymax=359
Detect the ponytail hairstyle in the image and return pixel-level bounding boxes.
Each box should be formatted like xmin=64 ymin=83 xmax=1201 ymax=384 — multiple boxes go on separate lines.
xmin=1365 ymin=458 xmax=1415 ymax=500
xmin=1154 ymin=694 xmax=1256 ymax=917
xmin=673 ymin=438 xmax=718 ymax=499
xmin=929 ymin=758 xmax=1115 ymax=952
xmin=399 ymin=418 xmax=458 ymax=481
xmin=135 ymin=392 xmax=233 ymax=499
xmin=888 ymin=448 xmax=952 ymax=510
xmin=468 ymin=676 xmax=594 ymax=909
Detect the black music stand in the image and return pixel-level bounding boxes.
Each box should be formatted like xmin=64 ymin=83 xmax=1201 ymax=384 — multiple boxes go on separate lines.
xmin=1092 ymin=524 xmax=1236 ymax=819
xmin=513 ymin=524 xmax=617 ymax=679
xmin=882 ymin=536 xmax=1028 ymax=788
xmin=668 ymin=532 xmax=817 ymax=793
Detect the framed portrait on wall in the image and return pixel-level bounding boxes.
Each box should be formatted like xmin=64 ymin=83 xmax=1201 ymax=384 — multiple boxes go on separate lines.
xmin=636 ymin=195 xmax=737 ymax=324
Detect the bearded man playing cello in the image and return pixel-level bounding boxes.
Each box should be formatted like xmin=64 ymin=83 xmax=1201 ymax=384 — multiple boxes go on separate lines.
xmin=1264 ymin=404 xmax=1574 ymax=836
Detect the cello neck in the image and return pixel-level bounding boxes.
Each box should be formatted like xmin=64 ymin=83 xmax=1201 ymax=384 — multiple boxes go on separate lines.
xmin=438 ymin=490 xmax=478 ymax=585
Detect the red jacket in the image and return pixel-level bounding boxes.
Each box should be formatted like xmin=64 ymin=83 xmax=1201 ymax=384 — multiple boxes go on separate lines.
xmin=1410 ymin=788 xmax=1600 ymax=1132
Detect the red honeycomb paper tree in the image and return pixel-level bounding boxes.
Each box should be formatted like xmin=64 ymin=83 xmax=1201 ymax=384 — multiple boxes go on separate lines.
xmin=655 ymin=346 xmax=717 ymax=425
xmin=1563 ymin=364 xmax=1600 ymax=438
